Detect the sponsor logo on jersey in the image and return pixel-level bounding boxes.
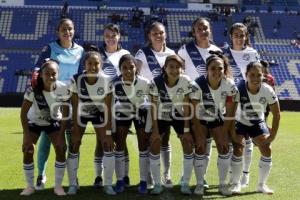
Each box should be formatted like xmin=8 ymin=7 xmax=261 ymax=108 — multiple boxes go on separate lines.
xmin=259 ymin=97 xmax=267 ymax=104
xmin=176 ymin=88 xmax=184 ymax=95
xmin=136 ymin=90 xmax=143 ymax=97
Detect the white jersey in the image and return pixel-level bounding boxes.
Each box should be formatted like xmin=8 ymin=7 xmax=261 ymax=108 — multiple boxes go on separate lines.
xmin=226 ymin=47 xmax=259 ymax=82
xmin=190 ymin=77 xmax=238 ymax=121
xmin=70 ymin=72 xmax=112 ymax=116
xmin=25 ymin=81 xmax=70 ymax=126
xmin=113 ymin=75 xmax=150 ymax=116
xmin=102 ymin=49 xmax=130 ymax=78
xmin=236 ymin=82 xmax=278 ymax=126
xmin=178 ymin=43 xmax=221 ymax=80
xmin=150 ymin=74 xmax=192 ymax=120
xmin=135 ymin=47 xmax=175 ymax=80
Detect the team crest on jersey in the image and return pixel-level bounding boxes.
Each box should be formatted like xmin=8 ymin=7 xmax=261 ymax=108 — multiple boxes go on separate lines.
xmin=241 ymin=97 xmax=248 ymax=102
xmin=221 ymin=91 xmax=227 ymax=99
xmin=35 ymin=94 xmax=43 ymax=101
xmin=136 ymin=90 xmax=143 ymax=97
xmin=80 ymin=88 xmax=86 ymax=93
xmin=259 ymin=97 xmax=267 ymax=104
xmin=152 ymin=68 xmax=162 ymax=77
xmin=196 ymin=64 xmax=206 ymax=74
xmin=231 ymin=85 xmax=238 ymax=95
xmin=204 ymin=92 xmax=213 ymax=100
xmin=97 ymin=87 xmax=104 ymax=95
xmin=176 ymin=88 xmax=184 ymax=95
xmin=242 ymin=53 xmax=250 ymax=61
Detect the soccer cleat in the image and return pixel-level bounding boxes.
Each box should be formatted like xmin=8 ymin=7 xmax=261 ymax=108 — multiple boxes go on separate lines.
xmin=231 ymin=183 xmax=242 ymax=194
xmin=241 ymin=172 xmax=249 ymax=188
xmin=35 ymin=175 xmax=46 ymax=190
xmin=162 ymin=176 xmax=173 ymax=188
xmin=180 ymin=183 xmax=192 ymax=195
xmin=20 ymin=187 xmax=35 ymax=196
xmin=150 ymin=184 xmax=163 ymax=195
xmin=194 ymin=184 xmax=204 ymax=195
xmin=123 ymin=176 xmax=130 ymax=187
xmin=203 ymin=179 xmax=209 ymax=189
xmin=76 ymin=177 xmax=80 ymax=189
xmin=138 ymin=181 xmax=147 ymax=194
xmin=219 ymin=184 xmax=232 ymax=196
xmin=67 ymin=185 xmax=78 ymax=195
xmin=257 ymin=184 xmax=274 ymax=195
xmin=93 ymin=176 xmax=103 ymax=188
xmin=54 ymin=186 xmax=66 ymax=196
xmin=115 ymin=180 xmax=125 ymax=193
xmin=103 ymin=185 xmax=116 ymax=195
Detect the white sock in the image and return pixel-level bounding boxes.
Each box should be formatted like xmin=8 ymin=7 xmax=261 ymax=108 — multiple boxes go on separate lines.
xmin=103 ymin=151 xmax=115 ymax=186
xmin=204 ymin=138 xmax=212 ymax=175
xmin=243 ymin=139 xmax=253 ymax=174
xmin=194 ymin=154 xmax=206 ymax=185
xmin=124 ymin=154 xmax=129 ymax=177
xmin=161 ymin=145 xmax=171 ymax=180
xmin=115 ymin=151 xmax=125 ymax=181
xmin=231 ymin=155 xmax=243 ymax=184
xmin=139 ymin=150 xmax=149 ymax=182
xmin=149 ymin=153 xmax=160 ymax=185
xmin=23 ymin=163 xmax=34 ymax=188
xmin=67 ymin=153 xmax=79 ymax=186
xmin=55 ymin=161 xmax=66 ymax=187
xmin=94 ymin=156 xmax=103 ymax=177
xmin=182 ymin=153 xmax=194 ymax=185
xmin=217 ymin=153 xmax=231 ymax=185
xmin=258 ymin=156 xmax=272 ymax=185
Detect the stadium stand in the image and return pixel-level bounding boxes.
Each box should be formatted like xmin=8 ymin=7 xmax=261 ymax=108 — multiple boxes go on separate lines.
xmin=0 ymin=2 xmax=300 ymax=101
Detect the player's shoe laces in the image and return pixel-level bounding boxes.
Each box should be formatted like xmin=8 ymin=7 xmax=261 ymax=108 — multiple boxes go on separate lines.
xmin=93 ymin=176 xmax=103 ymax=188
xmin=67 ymin=185 xmax=78 ymax=195
xmin=219 ymin=184 xmax=232 ymax=196
xmin=115 ymin=180 xmax=125 ymax=193
xmin=194 ymin=184 xmax=204 ymax=195
xmin=103 ymin=185 xmax=116 ymax=195
xmin=241 ymin=172 xmax=249 ymax=188
xmin=138 ymin=181 xmax=147 ymax=194
xmin=180 ymin=183 xmax=192 ymax=195
xmin=257 ymin=184 xmax=274 ymax=195
xmin=35 ymin=175 xmax=46 ymax=190
xmin=20 ymin=186 xmax=35 ymax=196
xmin=150 ymin=184 xmax=163 ymax=195
xmin=123 ymin=176 xmax=130 ymax=187
xmin=231 ymin=183 xmax=242 ymax=194
xmin=54 ymin=186 xmax=66 ymax=196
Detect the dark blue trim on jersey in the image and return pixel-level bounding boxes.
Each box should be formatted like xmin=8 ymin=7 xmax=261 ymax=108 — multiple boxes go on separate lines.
xmin=34 ymin=45 xmax=51 ymax=69
xmin=222 ymin=46 xmax=244 ymax=84
xmin=99 ymin=48 xmax=118 ymax=80
xmin=33 ymin=89 xmax=57 ymax=123
xmin=114 ymin=75 xmax=137 ymax=106
xmin=142 ymin=46 xmax=162 ymax=77
xmin=185 ymin=41 xmax=206 ymax=74
xmin=237 ymin=80 xmax=263 ymax=125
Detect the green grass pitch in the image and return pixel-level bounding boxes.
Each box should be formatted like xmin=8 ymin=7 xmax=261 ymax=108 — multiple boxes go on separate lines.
xmin=0 ymin=108 xmax=299 ymax=199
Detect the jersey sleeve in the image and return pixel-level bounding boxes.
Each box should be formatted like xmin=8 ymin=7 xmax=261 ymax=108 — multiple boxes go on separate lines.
xmin=183 ymin=76 xmax=192 ymax=96
xmin=189 ymin=81 xmax=201 ymax=100
xmin=135 ymin=49 xmax=146 ymax=63
xmin=266 ymin=85 xmax=278 ymax=105
xmin=24 ymin=87 xmax=34 ymax=102
xmin=149 ymin=80 xmax=158 ymax=97
xmin=177 ymin=45 xmax=186 ymax=61
xmin=69 ymin=77 xmax=78 ymax=94
xmin=226 ymin=79 xmax=239 ymax=103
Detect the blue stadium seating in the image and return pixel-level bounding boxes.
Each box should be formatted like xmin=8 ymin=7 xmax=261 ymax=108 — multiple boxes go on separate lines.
xmin=0 ymin=6 xmax=300 ymax=100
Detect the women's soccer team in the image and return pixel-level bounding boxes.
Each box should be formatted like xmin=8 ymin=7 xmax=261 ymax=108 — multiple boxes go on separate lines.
xmin=20 ymin=17 xmax=280 ymax=196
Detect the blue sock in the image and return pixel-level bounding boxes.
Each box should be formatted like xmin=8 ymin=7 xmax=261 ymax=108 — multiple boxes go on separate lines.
xmin=37 ymin=131 xmax=51 ymax=176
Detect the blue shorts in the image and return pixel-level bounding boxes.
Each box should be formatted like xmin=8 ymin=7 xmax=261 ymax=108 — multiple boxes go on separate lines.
xmin=157 ymin=116 xmax=188 ymax=136
xmin=115 ymin=109 xmax=148 ymax=130
xmin=79 ymin=113 xmax=105 ymax=126
xmin=235 ymin=121 xmax=270 ymax=138
xmin=28 ymin=121 xmax=60 ymax=135
xmin=200 ymin=118 xmax=224 ymax=129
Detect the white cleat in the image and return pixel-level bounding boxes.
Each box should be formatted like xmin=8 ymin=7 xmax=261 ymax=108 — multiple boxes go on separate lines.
xmin=194 ymin=184 xmax=204 ymax=195
xmin=54 ymin=186 xmax=66 ymax=196
xmin=241 ymin=173 xmax=249 ymax=188
xmin=231 ymin=183 xmax=242 ymax=194
xmin=257 ymin=184 xmax=274 ymax=195
xmin=20 ymin=187 xmax=35 ymax=196
xmin=162 ymin=176 xmax=173 ymax=189
xmin=219 ymin=184 xmax=232 ymax=196
xmin=35 ymin=175 xmax=46 ymax=190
